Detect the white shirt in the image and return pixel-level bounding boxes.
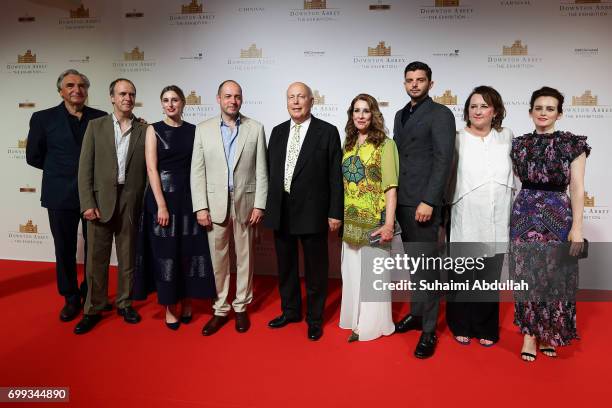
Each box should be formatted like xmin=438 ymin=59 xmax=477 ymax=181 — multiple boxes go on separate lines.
xmin=284 ymin=116 xmax=311 ymax=176
xmin=112 ymin=113 xmax=133 ymax=185
xmin=450 ymin=127 xmax=514 ymax=254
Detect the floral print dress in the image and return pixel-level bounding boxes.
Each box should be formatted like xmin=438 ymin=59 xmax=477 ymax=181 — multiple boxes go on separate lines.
xmin=509 ymin=131 xmax=590 ymax=346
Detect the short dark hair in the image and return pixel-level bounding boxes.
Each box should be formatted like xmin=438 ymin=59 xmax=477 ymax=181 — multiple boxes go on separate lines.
xmin=109 ymin=78 xmax=136 ymax=96
xmin=463 ymin=85 xmax=506 ymax=131
xmin=529 ymin=86 xmax=564 ymax=113
xmin=56 ymin=69 xmax=90 ymax=92
xmin=160 ymin=85 xmax=186 ymax=104
xmin=217 ymin=80 xmax=242 ymax=96
xmin=404 ymin=61 xmax=432 ymax=81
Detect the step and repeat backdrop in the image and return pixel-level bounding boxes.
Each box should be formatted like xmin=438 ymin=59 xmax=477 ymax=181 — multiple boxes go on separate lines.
xmin=1 ymin=0 xmax=611 ymax=284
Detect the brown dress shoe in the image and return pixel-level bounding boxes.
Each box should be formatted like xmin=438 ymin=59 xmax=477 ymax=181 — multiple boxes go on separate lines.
xmin=202 ymin=315 xmax=228 ymax=336
xmin=235 ymin=312 xmax=250 ymax=333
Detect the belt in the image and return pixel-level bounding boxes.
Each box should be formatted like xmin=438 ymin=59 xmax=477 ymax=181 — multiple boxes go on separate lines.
xmin=521 ymin=181 xmax=566 ymax=192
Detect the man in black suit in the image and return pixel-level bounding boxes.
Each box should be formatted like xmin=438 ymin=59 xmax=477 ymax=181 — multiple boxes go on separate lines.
xmin=26 ymin=69 xmax=106 ymax=322
xmin=264 ymin=82 xmax=343 ymax=341
xmin=392 ymin=62 xmax=456 ymax=358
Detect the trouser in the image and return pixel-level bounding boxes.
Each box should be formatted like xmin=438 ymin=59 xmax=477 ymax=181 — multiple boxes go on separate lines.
xmin=47 ymin=208 xmax=87 ymax=305
xmin=84 ymin=188 xmax=136 ymax=315
xmin=396 ymin=204 xmax=442 ymax=334
xmin=207 ymin=192 xmax=254 ymax=316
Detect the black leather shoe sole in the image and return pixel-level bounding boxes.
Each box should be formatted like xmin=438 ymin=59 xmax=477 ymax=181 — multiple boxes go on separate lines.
xmin=268 ymin=315 xmax=301 ymax=329
xmin=74 ymin=315 xmax=102 ymax=335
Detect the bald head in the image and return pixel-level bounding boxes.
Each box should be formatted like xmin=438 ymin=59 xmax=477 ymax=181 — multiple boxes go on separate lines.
xmin=286 ymin=82 xmax=314 ymax=124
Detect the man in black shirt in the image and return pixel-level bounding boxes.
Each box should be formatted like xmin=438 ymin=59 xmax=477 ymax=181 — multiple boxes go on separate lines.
xmin=392 ymin=62 xmax=456 ymax=358
xmin=26 ymin=69 xmax=106 ymax=322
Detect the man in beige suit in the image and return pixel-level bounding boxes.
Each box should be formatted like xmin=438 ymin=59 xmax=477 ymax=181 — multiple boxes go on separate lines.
xmin=74 ymin=78 xmax=147 ymax=334
xmin=191 ymin=80 xmax=268 ymax=335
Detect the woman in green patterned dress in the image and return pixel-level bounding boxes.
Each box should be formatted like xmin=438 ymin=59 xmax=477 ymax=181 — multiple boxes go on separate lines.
xmin=339 ymin=94 xmax=400 ymax=342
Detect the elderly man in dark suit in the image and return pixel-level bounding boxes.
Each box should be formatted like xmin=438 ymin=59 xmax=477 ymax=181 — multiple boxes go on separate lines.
xmin=393 ymin=61 xmax=456 ymax=358
xmin=74 ymin=78 xmax=148 ymax=334
xmin=26 ymin=69 xmax=106 ymax=322
xmin=264 ymin=82 xmax=343 ymax=341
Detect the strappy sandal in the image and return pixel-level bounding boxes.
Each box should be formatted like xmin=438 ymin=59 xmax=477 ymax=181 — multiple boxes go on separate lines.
xmin=539 ymin=347 xmax=557 ymax=357
xmin=521 ymin=352 xmax=536 ymax=362
xmin=454 ymin=336 xmax=471 ymax=345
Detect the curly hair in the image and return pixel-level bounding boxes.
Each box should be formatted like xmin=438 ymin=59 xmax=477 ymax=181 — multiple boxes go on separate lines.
xmin=463 ymin=85 xmax=505 ymax=131
xmin=344 ymin=94 xmax=387 ymax=152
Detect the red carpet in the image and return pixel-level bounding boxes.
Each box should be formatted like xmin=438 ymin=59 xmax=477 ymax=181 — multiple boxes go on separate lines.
xmin=1 ymin=259 xmax=611 ymax=407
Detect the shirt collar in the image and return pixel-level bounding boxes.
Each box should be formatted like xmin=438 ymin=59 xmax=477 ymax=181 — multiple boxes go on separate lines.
xmin=404 ymin=95 xmax=430 ymax=113
xmin=112 ymin=112 xmax=134 ymax=125
xmin=290 ymin=116 xmax=311 ymax=129
xmin=220 ymin=115 xmax=241 ymax=128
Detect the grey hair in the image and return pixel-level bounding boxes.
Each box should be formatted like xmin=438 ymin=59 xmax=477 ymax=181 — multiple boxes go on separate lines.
xmin=56 ymin=69 xmax=90 ymax=92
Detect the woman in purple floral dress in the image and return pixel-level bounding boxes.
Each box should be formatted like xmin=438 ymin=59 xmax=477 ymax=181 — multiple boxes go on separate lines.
xmin=510 ymin=87 xmax=590 ymax=362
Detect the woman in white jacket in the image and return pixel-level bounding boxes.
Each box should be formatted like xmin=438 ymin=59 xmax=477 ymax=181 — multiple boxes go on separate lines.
xmin=446 ymin=85 xmax=514 ymax=347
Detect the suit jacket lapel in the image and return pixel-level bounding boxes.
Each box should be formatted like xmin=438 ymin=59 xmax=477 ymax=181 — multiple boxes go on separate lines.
xmin=276 ymin=120 xmax=291 ymax=177
xmin=56 ymin=103 xmax=80 ymax=147
xmin=100 ymin=115 xmax=119 ymax=176
xmin=232 ymin=114 xmax=249 ymax=173
xmin=292 ymin=116 xmax=320 ymax=182
xmin=125 ymin=119 xmax=142 ymax=169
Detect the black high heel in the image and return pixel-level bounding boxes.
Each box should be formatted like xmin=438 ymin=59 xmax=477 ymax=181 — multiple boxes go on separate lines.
xmin=165 ymin=320 xmax=180 ymax=331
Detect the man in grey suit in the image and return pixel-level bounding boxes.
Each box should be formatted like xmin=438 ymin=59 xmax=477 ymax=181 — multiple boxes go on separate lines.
xmin=191 ymin=80 xmax=268 ymax=335
xmin=74 ymin=78 xmax=147 ymax=334
xmin=392 ymin=61 xmax=456 ymax=358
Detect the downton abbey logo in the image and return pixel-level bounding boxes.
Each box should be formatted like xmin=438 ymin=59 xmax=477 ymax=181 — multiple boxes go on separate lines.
xmin=583 ymin=191 xmax=609 ymax=221
xmin=6 ymin=49 xmax=47 ymax=75
xmin=59 ymin=3 xmax=100 ymax=29
xmin=9 ymin=219 xmax=50 ymax=245
xmin=8 ymin=138 xmax=27 ymax=160
xmin=488 ymin=40 xmax=542 ymax=69
xmin=169 ymin=0 xmax=215 ymax=26
xmin=353 ymin=41 xmax=407 ymax=70
xmin=113 ymin=47 xmax=156 ymax=73
xmin=228 ymin=44 xmax=275 ymax=71
xmin=182 ymin=91 xmax=216 ymax=122
xmin=289 ymin=0 xmax=341 ymax=22
xmin=419 ymin=0 xmax=474 ymax=21
xmin=564 ymin=90 xmax=612 ymax=118
xmin=311 ymin=90 xmax=339 ymax=119
xmin=434 ymin=90 xmax=463 ymax=118
xmin=369 ymin=1 xmax=391 ymax=10
xmin=560 ymin=0 xmax=612 ymax=17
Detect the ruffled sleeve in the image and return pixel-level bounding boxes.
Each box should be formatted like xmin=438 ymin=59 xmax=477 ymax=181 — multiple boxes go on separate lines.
xmin=381 ymin=138 xmax=399 ymax=192
xmin=568 ymin=133 xmax=591 ymax=161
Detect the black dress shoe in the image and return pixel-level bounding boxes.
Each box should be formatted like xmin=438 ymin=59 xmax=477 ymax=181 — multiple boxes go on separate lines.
xmin=308 ymin=325 xmax=323 ymax=341
xmin=235 ymin=311 xmax=250 ymax=333
xmin=74 ymin=314 xmax=102 ymax=335
xmin=395 ymin=314 xmax=422 ymax=333
xmin=165 ymin=321 xmax=180 ymax=331
xmin=268 ymin=314 xmax=301 ymax=329
xmin=180 ymin=314 xmax=192 ymax=324
xmin=414 ymin=332 xmax=437 ymax=359
xmin=60 ymin=302 xmax=82 ymax=322
xmin=117 ymin=306 xmax=141 ymax=324
xmin=202 ymin=315 xmax=228 ymax=336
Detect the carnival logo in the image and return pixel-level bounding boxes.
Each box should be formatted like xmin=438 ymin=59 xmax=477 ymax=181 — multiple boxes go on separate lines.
xmin=169 ymin=1 xmax=215 ymax=26
xmin=125 ymin=9 xmax=144 ymax=18
xmin=228 ymin=44 xmax=275 ymax=71
xmin=499 ymin=0 xmax=531 ymax=6
xmin=420 ymin=0 xmax=474 ymax=20
xmin=237 ymin=6 xmax=265 ymax=13
xmin=560 ymin=0 xmax=612 ymax=17
xmin=574 ymin=47 xmax=599 ymax=56
xmin=19 ymin=186 xmax=36 ymax=193
xmin=304 ymin=50 xmax=326 ymax=57
xmin=370 ymin=1 xmax=391 ymax=10
xmin=289 ymin=0 xmax=341 ymax=22
xmin=113 ymin=47 xmax=156 ymax=73
xmin=18 ymin=13 xmax=35 ymax=22
xmin=59 ymin=3 xmax=100 ymax=29
xmin=488 ymin=40 xmax=542 ymax=69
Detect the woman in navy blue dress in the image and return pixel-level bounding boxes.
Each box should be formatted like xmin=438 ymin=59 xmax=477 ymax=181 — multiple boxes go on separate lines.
xmin=134 ymin=85 xmax=215 ymax=330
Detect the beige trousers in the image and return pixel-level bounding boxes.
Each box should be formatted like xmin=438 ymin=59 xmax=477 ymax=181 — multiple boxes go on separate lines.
xmin=207 ymin=192 xmax=254 ymax=316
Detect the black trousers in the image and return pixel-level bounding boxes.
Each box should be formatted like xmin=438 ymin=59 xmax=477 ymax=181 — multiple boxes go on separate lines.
xmin=396 ymin=205 xmax=442 ymax=333
xmin=47 ymin=208 xmax=87 ymax=305
xmin=273 ymin=193 xmax=328 ymax=326
xmin=446 ymin=254 xmax=504 ymax=342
